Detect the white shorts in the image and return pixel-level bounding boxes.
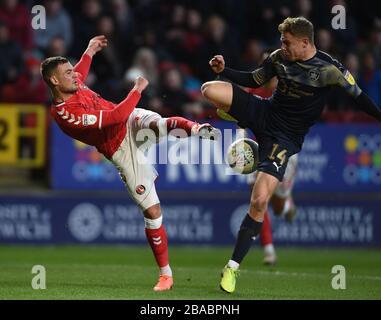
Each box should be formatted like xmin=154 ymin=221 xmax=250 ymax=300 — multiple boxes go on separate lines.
xmin=247 ymin=154 xmax=298 ymax=199
xmin=111 ymin=108 xmax=162 ymax=211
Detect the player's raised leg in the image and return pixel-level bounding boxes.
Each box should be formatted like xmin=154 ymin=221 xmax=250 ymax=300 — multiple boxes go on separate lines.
xmin=148 ymin=115 xmax=220 ymax=140
xmin=220 ymin=172 xmax=278 ymax=293
xmin=201 ymin=81 xmax=233 ymax=112
xmin=143 ymin=202 xmax=174 ymax=291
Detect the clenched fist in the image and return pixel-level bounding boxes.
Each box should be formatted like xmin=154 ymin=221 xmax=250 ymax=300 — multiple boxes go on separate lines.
xmin=85 ymin=35 xmax=108 ymax=57
xmin=209 ymin=55 xmax=225 ymax=73
xmin=133 ymin=76 xmax=149 ymax=93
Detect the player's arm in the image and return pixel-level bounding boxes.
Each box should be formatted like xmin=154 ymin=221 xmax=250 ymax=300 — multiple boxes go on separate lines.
xmin=209 ymin=54 xmax=276 ymax=88
xmin=331 ymin=65 xmax=381 ymax=121
xmin=101 ymin=77 xmax=148 ymax=127
xmin=73 ymin=35 xmax=108 ymax=81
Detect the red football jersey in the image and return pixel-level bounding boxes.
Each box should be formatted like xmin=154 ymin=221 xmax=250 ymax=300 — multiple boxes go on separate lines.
xmin=51 ymin=54 xmax=141 ymax=159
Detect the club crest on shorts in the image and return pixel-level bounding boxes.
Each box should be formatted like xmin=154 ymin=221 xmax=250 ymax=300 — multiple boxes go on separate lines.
xmin=135 ymin=185 xmax=146 ymax=195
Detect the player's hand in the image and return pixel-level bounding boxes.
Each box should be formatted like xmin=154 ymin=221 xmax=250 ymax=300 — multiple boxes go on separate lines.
xmin=209 ymin=55 xmax=225 ymax=73
xmin=133 ymin=76 xmax=149 ymax=93
xmin=85 ymin=35 xmax=108 ymax=57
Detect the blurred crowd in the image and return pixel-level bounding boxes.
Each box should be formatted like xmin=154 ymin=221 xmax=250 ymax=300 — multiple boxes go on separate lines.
xmin=1 ymin=0 xmax=381 ymax=122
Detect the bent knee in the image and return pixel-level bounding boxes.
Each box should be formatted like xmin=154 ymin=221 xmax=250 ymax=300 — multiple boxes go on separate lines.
xmin=201 ymin=81 xmax=216 ymax=99
xmin=143 ymin=203 xmax=161 ymax=219
xmin=250 ymin=195 xmax=270 ymax=214
xmin=201 ymin=81 xmax=233 ymax=110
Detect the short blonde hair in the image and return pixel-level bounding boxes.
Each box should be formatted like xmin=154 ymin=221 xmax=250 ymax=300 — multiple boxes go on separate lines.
xmin=278 ymin=17 xmax=314 ymax=43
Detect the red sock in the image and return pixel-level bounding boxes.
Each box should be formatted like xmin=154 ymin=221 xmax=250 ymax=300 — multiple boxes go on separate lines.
xmin=145 ymin=225 xmax=169 ymax=268
xmin=166 ymin=117 xmax=195 ymax=136
xmin=260 ymin=211 xmax=273 ymax=246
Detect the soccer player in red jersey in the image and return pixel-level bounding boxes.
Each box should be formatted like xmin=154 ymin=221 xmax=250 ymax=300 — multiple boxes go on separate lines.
xmin=41 ymin=35 xmax=219 ymax=292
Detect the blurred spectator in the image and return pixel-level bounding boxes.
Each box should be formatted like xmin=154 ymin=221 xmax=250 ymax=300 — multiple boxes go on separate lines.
xmin=45 ymin=36 xmax=67 ymax=57
xmin=195 ymin=15 xmax=240 ymax=81
xmin=71 ymin=0 xmax=101 ymax=58
xmin=362 ymin=25 xmax=381 ymax=69
xmin=247 ymin=0 xmax=291 ymax=46
xmin=180 ymin=64 xmax=202 ymax=101
xmin=136 ymin=28 xmax=171 ymax=62
xmin=108 ymin=0 xmax=137 ymax=62
xmin=0 ymin=21 xmax=23 ymax=86
xmin=0 ymin=56 xmax=48 ymax=103
xmin=0 ymin=0 xmax=33 ymax=49
xmin=358 ymin=52 xmax=381 ymax=107
xmin=316 ymin=29 xmax=340 ymax=58
xmin=158 ymin=65 xmax=192 ymax=117
xmin=182 ymin=9 xmax=204 ymax=64
xmin=240 ymin=38 xmax=263 ymax=70
xmin=34 ymin=0 xmax=72 ymax=53
xmin=131 ymin=47 xmax=159 ymax=94
xmin=294 ymin=0 xmax=313 ymax=20
xmin=121 ymin=47 xmax=160 ymax=111
xmin=90 ymin=15 xmax=124 ymax=101
xmin=164 ymin=4 xmax=187 ymax=62
xmin=109 ymin=0 xmax=136 ymax=40
xmin=292 ymin=0 xmax=330 ymax=29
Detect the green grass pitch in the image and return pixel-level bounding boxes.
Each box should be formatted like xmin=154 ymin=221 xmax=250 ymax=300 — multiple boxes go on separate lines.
xmin=0 ymin=245 xmax=380 ymax=300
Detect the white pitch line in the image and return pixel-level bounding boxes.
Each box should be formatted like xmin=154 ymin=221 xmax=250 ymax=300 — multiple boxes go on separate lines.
xmin=253 ymin=270 xmax=381 ymax=281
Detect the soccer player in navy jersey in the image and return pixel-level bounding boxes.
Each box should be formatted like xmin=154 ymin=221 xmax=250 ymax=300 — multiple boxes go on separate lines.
xmin=201 ymin=17 xmax=381 ymax=293
xmin=41 ymin=35 xmax=219 ymax=292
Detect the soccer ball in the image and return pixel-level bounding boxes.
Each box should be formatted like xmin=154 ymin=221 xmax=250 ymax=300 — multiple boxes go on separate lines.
xmin=226 ymin=138 xmax=259 ymax=174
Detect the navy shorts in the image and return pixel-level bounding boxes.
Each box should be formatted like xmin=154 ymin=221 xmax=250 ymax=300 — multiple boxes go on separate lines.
xmin=228 ymin=84 xmax=300 ymax=181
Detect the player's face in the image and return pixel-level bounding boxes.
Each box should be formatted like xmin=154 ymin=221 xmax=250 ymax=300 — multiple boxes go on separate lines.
xmin=280 ymin=32 xmax=308 ymax=61
xmin=54 ymin=62 xmax=79 ymax=93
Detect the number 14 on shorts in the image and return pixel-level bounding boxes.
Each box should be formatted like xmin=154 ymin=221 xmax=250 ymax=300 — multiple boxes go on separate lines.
xmin=269 ymin=143 xmax=288 ymax=165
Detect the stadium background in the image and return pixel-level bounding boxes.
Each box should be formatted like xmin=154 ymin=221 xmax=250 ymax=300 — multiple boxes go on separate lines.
xmin=0 ymin=0 xmax=380 ymax=299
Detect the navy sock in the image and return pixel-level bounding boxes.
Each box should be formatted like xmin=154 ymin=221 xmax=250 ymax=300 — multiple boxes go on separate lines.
xmin=231 ymin=214 xmax=263 ymax=264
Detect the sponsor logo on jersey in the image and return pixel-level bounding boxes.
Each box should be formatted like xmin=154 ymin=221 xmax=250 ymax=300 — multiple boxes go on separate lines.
xmin=82 ymin=114 xmax=97 ymax=126
xmin=309 ymin=69 xmax=320 ymax=81
xmin=344 ymin=70 xmax=355 ymax=85
xmin=135 ymin=184 xmax=146 ymax=195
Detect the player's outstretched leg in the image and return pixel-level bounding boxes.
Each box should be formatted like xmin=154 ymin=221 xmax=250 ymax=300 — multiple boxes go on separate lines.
xmin=260 ymin=211 xmax=277 ymax=265
xmin=143 ymin=204 xmax=173 ymax=292
xmin=220 ymin=172 xmax=278 ymax=293
xmin=149 ymin=117 xmax=220 ymax=140
xmin=201 ymin=81 xmax=238 ymax=124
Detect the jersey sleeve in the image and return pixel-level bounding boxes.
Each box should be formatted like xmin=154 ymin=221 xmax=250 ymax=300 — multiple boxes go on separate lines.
xmin=251 ymin=52 xmax=277 ymax=87
xmin=328 ymin=61 xmax=362 ymax=98
xmin=219 ymin=52 xmax=277 ymax=88
xmin=73 ymin=54 xmax=92 ymax=82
